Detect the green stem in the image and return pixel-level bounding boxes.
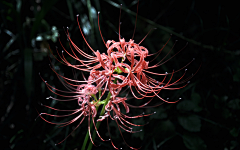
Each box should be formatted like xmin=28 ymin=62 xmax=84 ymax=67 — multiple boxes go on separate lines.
xmin=81 ymin=132 xmax=89 ymax=150
xmin=81 ymin=106 xmax=98 ymax=150
xmin=81 ymin=91 xmax=112 ymax=150
xmin=87 ymin=90 xmax=112 ymax=150
xmin=81 ymin=94 xmax=98 ymax=150
xmin=81 ymin=76 xmax=117 ymax=150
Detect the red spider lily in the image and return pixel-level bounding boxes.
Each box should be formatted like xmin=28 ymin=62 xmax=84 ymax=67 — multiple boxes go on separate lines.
xmin=38 ymin=1 xmax=200 ymax=149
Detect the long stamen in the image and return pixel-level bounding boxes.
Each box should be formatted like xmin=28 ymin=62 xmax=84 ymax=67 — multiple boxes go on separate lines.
xmin=76 ymin=14 xmax=96 ymax=53
xmin=118 ymin=4 xmax=122 ymax=41
xmin=138 ymin=28 xmax=156 ymax=45
xmin=132 ymin=0 xmax=139 ymax=40
xmin=98 ymin=11 xmax=106 ymax=46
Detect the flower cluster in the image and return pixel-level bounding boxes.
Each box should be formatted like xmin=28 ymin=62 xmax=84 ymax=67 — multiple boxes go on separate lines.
xmin=38 ymin=3 xmax=198 ymax=150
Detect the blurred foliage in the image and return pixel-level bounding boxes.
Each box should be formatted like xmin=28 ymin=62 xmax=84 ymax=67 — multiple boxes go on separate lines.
xmin=0 ymin=0 xmax=240 ymax=149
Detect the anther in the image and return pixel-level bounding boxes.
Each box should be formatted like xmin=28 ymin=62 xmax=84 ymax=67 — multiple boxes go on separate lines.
xmin=193 ymin=58 xmax=195 ymax=60
xmin=140 ymin=129 xmax=142 ymax=131
xmin=45 ymin=81 xmax=47 ymax=83
xmin=46 ymin=96 xmax=52 ymax=99
xmin=98 ymin=11 xmax=100 ymax=14
xmin=185 ymin=69 xmax=187 ymax=71
xmin=179 ymin=97 xmax=182 ymax=100
xmin=76 ymin=14 xmax=79 ymax=17
xmin=165 ymin=72 xmax=168 ymax=74
xmin=175 ymin=40 xmax=178 ymax=42
xmin=187 ymin=81 xmax=191 ymax=83
xmin=67 ymin=27 xmax=69 ymax=29
xmin=154 ymin=112 xmax=156 ymax=114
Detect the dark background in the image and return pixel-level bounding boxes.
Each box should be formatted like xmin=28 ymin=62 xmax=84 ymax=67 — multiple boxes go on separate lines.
xmin=1 ymin=0 xmax=239 ymax=149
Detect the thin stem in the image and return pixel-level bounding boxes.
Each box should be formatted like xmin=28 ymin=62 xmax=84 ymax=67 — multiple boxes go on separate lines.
xmin=81 ymin=106 xmax=99 ymax=150
xmin=87 ymin=92 xmax=111 ymax=150
xmin=87 ymin=79 xmax=117 ymax=150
